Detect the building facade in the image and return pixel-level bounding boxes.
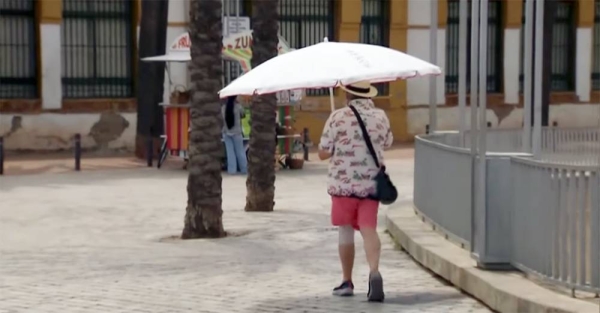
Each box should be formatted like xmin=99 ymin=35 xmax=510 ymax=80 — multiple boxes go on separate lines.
xmin=0 ymin=0 xmax=599 ymax=151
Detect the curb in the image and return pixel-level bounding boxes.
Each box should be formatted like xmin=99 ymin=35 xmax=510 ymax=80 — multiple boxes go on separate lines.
xmin=385 ymin=205 xmax=600 ymax=313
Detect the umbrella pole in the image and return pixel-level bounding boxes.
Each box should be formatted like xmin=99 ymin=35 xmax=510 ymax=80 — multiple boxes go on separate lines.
xmin=328 ymin=87 xmax=335 ymax=111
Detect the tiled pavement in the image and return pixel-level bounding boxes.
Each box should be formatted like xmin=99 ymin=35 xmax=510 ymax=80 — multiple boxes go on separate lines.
xmin=0 ymin=157 xmax=491 ymax=312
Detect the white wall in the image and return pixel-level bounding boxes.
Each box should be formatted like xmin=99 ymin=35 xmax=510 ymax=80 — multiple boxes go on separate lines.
xmin=40 ymin=24 xmax=62 ymax=109
xmin=0 ymin=113 xmax=136 ymax=151
xmin=576 ymin=28 xmax=593 ymax=102
xmin=503 ymin=28 xmax=520 ymax=104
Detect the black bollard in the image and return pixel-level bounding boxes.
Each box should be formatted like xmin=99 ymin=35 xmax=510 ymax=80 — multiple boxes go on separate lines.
xmin=487 ymin=121 xmax=492 ymax=128
xmin=0 ymin=136 xmax=4 ymax=175
xmin=146 ymin=136 xmax=154 ymax=167
xmin=303 ymin=127 xmax=309 ymax=161
xmin=425 ymin=124 xmax=430 ymax=134
xmin=74 ymin=134 xmax=81 ymax=171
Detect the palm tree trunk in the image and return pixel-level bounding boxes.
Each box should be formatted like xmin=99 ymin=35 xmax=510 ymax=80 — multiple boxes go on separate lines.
xmin=245 ymin=0 xmax=280 ymax=212
xmin=182 ymin=0 xmax=226 ymax=239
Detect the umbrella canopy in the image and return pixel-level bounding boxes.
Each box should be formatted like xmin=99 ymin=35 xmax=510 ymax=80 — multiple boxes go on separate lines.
xmin=141 ymin=52 xmax=191 ymax=62
xmin=219 ymin=40 xmax=442 ymax=98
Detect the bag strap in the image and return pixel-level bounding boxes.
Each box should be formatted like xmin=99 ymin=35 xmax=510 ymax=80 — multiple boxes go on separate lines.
xmin=348 ymin=105 xmax=381 ymax=169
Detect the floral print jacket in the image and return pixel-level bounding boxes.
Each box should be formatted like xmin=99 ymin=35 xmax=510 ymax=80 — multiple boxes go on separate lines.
xmin=319 ymin=99 xmax=393 ymax=198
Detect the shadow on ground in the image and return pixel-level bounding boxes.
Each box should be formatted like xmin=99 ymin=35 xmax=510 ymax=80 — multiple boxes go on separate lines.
xmin=246 ymin=291 xmax=468 ymax=313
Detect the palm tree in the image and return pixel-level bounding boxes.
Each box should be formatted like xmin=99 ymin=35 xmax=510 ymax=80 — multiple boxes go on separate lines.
xmin=245 ymin=0 xmax=280 ymax=212
xmin=182 ymin=0 xmax=226 ymax=239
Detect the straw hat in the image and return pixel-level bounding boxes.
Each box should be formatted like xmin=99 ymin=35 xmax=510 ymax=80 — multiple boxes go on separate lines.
xmin=340 ymin=81 xmax=378 ymax=98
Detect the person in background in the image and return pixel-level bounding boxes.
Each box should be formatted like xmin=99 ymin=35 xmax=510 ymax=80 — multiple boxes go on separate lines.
xmin=318 ymin=81 xmax=393 ymax=302
xmin=222 ymin=96 xmax=248 ymax=175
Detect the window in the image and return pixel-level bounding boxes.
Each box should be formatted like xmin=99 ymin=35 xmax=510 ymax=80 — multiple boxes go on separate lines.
xmin=445 ymin=0 xmax=504 ymax=94
xmin=360 ymin=0 xmax=390 ymax=96
xmin=551 ymin=1 xmax=576 ymax=91
xmin=223 ymin=0 xmax=248 ymax=17
xmin=0 ymin=0 xmax=38 ymax=99
xmin=62 ymin=0 xmax=135 ymax=98
xmin=519 ymin=0 xmax=577 ymax=92
xmin=592 ymin=0 xmax=600 ymax=90
xmin=279 ymin=0 xmax=335 ymax=96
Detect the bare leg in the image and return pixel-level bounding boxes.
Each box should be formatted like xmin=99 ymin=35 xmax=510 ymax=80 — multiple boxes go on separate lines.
xmin=338 ymin=225 xmax=355 ymax=281
xmin=339 ymin=243 xmax=355 ymax=281
xmin=359 ymin=227 xmax=381 ymax=273
xmin=360 ymin=226 xmax=384 ymax=301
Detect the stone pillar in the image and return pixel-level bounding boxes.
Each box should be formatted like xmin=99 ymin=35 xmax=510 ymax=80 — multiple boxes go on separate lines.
xmin=38 ymin=0 xmax=63 ymax=109
xmin=576 ymin=0 xmax=594 ymax=102
xmin=503 ymin=0 xmax=522 ymax=105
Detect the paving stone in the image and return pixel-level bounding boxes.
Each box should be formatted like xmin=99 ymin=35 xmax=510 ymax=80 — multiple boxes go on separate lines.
xmin=0 ymin=158 xmax=490 ymax=312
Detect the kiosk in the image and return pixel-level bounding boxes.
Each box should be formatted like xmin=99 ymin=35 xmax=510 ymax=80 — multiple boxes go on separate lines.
xmin=142 ymin=31 xmax=305 ymax=169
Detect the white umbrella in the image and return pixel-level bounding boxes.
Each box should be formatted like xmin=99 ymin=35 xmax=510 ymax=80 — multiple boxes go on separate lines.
xmin=141 ymin=52 xmax=191 ymax=62
xmin=218 ymin=38 xmax=442 ymax=110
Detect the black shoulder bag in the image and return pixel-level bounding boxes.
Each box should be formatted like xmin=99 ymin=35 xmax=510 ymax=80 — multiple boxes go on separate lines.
xmin=348 ymin=105 xmax=398 ymax=205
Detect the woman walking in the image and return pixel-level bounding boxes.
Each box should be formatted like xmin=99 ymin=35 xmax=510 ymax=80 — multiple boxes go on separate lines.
xmin=222 ymin=96 xmax=248 ymax=174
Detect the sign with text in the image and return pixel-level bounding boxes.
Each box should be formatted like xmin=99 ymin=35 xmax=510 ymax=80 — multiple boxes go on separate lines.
xmin=223 ymin=16 xmax=250 ymax=35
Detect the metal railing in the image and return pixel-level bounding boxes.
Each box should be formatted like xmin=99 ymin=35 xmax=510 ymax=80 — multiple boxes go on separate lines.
xmin=511 ymin=157 xmax=600 ymax=293
xmin=412 ymin=129 xmax=600 ymax=294
xmin=462 ymin=127 xmax=600 ymax=165
xmin=0 ymin=0 xmax=38 ymax=99
xmin=414 ymin=134 xmax=472 ymax=247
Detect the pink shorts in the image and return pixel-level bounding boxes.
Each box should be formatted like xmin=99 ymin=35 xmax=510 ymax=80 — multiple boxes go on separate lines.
xmin=331 ymin=196 xmax=379 ymax=230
